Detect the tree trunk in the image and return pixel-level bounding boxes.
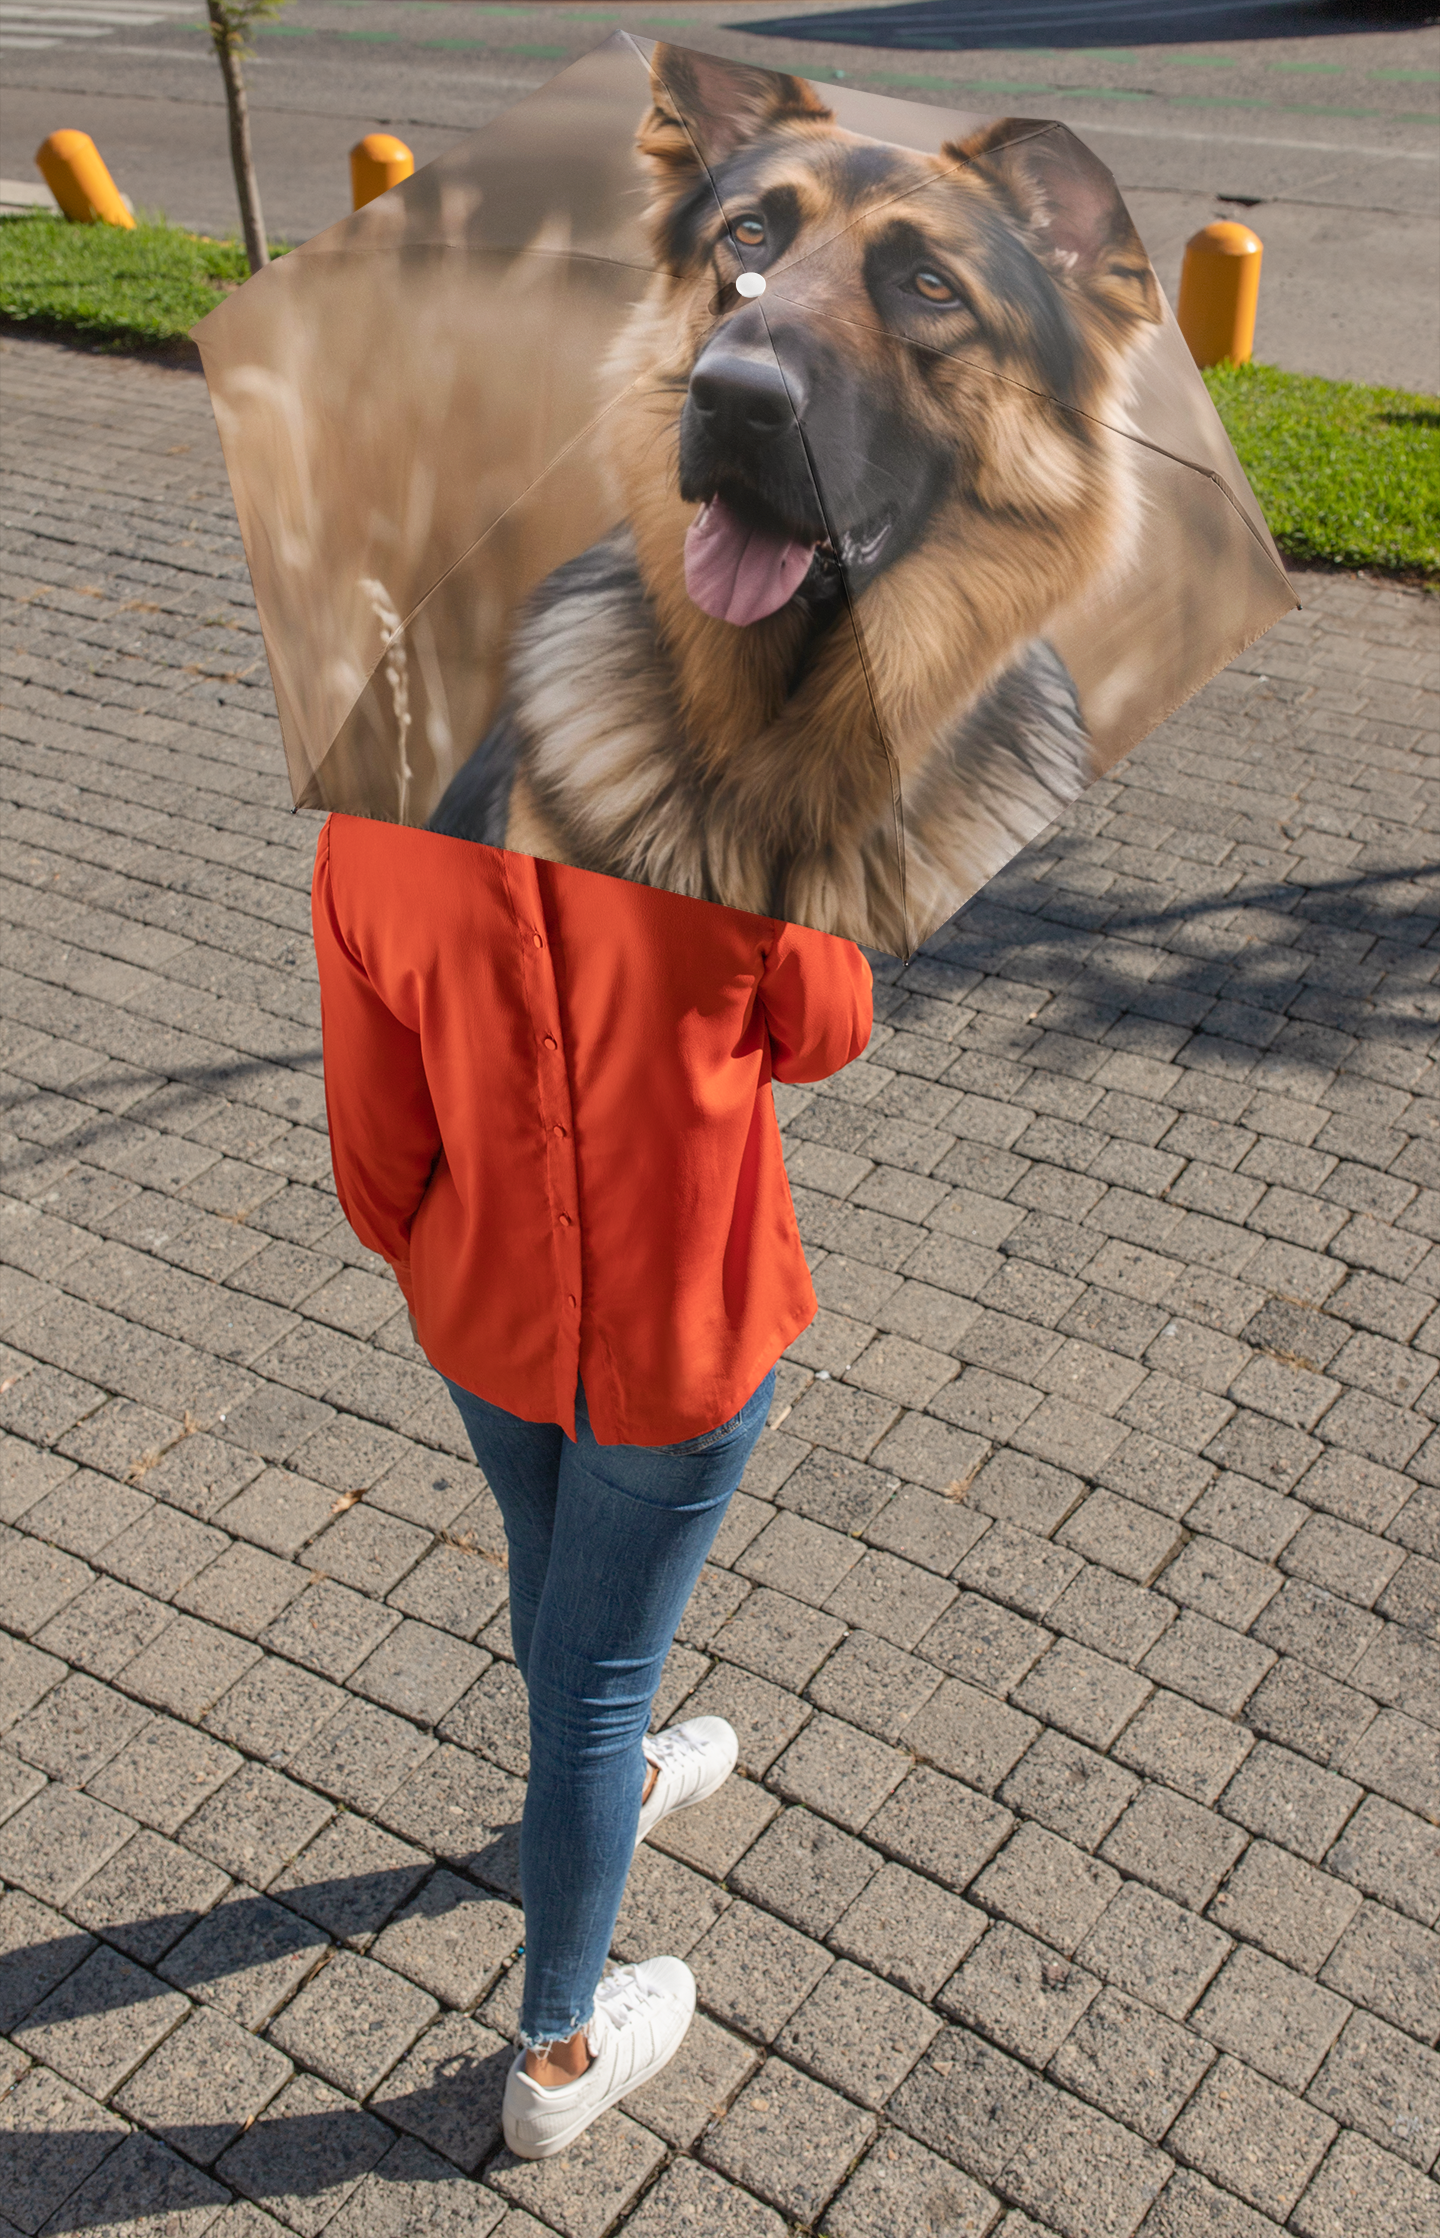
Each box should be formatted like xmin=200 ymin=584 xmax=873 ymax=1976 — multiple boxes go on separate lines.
xmin=208 ymin=1 xmax=268 ymax=272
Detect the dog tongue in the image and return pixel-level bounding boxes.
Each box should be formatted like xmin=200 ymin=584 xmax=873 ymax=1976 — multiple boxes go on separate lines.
xmin=684 ymin=496 xmax=815 ymax=625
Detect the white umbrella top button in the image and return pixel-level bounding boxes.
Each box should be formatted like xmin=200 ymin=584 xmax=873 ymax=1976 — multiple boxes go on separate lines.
xmin=735 ymin=272 xmax=766 ymax=298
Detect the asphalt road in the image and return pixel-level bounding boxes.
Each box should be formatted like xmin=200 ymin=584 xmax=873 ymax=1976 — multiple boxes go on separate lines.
xmin=1 ymin=0 xmax=1438 ymax=389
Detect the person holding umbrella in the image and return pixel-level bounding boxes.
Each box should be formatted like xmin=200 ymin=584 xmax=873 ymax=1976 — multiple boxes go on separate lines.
xmin=312 ymin=815 xmax=871 ymax=2156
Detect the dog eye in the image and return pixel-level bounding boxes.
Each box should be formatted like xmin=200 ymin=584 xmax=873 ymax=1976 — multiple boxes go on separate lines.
xmin=733 ymin=216 xmax=766 ymax=248
xmin=912 ymin=268 xmax=961 ymax=306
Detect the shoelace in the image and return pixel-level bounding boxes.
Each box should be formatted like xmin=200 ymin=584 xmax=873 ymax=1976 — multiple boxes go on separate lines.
xmin=642 ymin=1726 xmax=692 ymax=1774
xmin=586 ymin=1968 xmax=667 ymax=2054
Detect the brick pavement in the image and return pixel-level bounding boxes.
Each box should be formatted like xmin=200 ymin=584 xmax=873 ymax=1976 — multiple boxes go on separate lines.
xmin=0 ymin=331 xmax=1437 ymax=2238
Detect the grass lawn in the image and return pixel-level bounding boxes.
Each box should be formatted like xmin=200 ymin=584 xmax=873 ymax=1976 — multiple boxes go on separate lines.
xmin=2 ymin=211 xmax=1435 ymax=581
xmin=1204 ymin=359 xmax=1438 ymax=583
xmin=0 ymin=210 xmax=253 ymax=350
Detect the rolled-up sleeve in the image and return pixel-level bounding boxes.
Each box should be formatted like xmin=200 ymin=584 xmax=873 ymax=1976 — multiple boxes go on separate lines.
xmin=759 ymin=922 xmax=873 ymax=1084
xmin=311 ymin=821 xmax=442 ymax=1299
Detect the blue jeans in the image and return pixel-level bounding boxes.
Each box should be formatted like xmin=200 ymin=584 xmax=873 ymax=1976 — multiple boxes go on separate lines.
xmin=441 ymin=1369 xmax=776 ymax=2047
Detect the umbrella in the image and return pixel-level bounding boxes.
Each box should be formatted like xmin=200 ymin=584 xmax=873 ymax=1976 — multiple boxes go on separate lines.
xmin=193 ymin=33 xmax=1294 ymax=956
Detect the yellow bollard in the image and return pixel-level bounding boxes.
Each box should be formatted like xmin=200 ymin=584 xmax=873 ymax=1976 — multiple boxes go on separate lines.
xmin=35 ymin=130 xmax=135 ymax=228
xmin=350 ymin=133 xmax=414 ymax=212
xmin=1177 ymin=220 xmax=1262 ymax=369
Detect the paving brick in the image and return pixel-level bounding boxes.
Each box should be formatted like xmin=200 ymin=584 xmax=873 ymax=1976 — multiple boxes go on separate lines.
xmin=867 ymin=1768 xmax=1013 ymax=1893
xmin=311 ymin=2135 xmax=509 ymax=2238
xmin=956 ymin=1518 xmax=1084 ymax=1621
xmin=1101 ymin=1784 xmax=1249 ymax=1911
xmin=999 ymin=1729 xmax=1139 ymax=1851
xmin=15 ymin=1939 xmax=190 ymax=2100
xmin=889 ymin=2023 xmax=1062 ymax=2182
xmin=268 ymin=1810 xmax=429 ymax=1948
xmin=1319 ymin=1901 xmax=1440 ymax=2041
xmin=213 ymin=1467 xmax=337 ymax=1557
xmin=34 ymin=1575 xmax=173 ymax=1681
xmin=9 ymin=1671 xmax=150 ymax=1788
xmin=1097 ymin=1432 xmax=1215 ymax=1520
xmin=1340 ymin=1707 xmax=1440 ymax=1822
xmin=736 ymin=1509 xmax=861 ymax=1608
xmin=67 ymin=1825 xmax=231 ymax=1967
xmin=646 ymin=1771 xmax=780 ymax=1880
xmin=1218 ymin=1742 xmax=1363 ymax=1866
xmin=940 ymin=1920 xmax=1100 ymax=2065
xmin=1057 ymin=1491 xmax=1187 ymax=1588
xmin=1192 ymin=1941 xmax=1350 ymax=2093
xmin=1183 ymin=1471 xmax=1306 ymax=1563
xmin=905 ymin=1678 xmax=1041 ymax=1797
xmin=772 ymin=1446 xmax=898 ymax=1534
xmin=917 ymin=1590 xmax=1053 ymax=1696
xmin=1137 ymin=2167 xmax=1288 ymax=2238
xmin=175 ymin=1540 xmax=307 ymax=1637
xmin=711 ymin=1585 xmax=846 ymax=1693
xmin=1011 ymin=1638 xmax=1152 ymax=1751
xmin=701 ymin=2056 xmax=877 ymax=2224
xmin=690 ymin=1898 xmax=832 ymax=2042
xmin=216 ymin=2068 xmax=392 ymax=2235
xmin=85 ymin=1711 xmax=240 ymax=1837
xmin=830 ymin=1860 xmax=986 ymax=2003
xmin=115 ymin=1613 xmax=261 ymax=1722
xmin=1309 ymin=2007 xmax=1440 ymax=2186
xmin=620 ymin=2012 xmax=759 ymax=2149
xmin=805 ymin=1628 xmax=941 ymax=1744
xmin=179 ymin=1760 xmax=333 ymax=1889
xmin=677 ymin=1661 xmax=809 ymax=1777
xmin=999 ymin=2092 xmax=1172 ymax=2238
xmin=28 ymin=2127 xmax=229 ymax=2238
xmin=776 ymin=1956 xmax=939 ymax=2108
xmin=113 ymin=2003 xmax=291 ymax=2167
xmin=965 ymin=1450 xmax=1087 ymax=1537
xmin=822 ymin=2131 xmax=1000 ymax=2238
xmin=0 ymin=1887 xmax=93 ymax=2035
xmin=160 ymin=1884 xmax=328 ymax=2028
xmin=1166 ymin=2053 xmax=1337 ymax=2222
xmin=0 ymin=2060 xmax=129 ymax=2234
xmin=1325 ymin=1795 xmax=1440 ymax=1928
xmin=621 ymin=2154 xmax=784 ymax=2237
xmin=1209 ymin=1841 xmax=1362 ymax=1975
xmin=0 ymin=1781 xmax=135 ymax=1906
xmin=1049 ymin=1985 xmax=1215 ymax=2144
xmin=1076 ymin=1882 xmax=1232 ymax=2019
xmin=378 ymin=1744 xmax=524 ymax=1891
xmin=0 ymin=1632 xmax=66 ymax=1736
xmin=1289 ymin=2130 xmax=1440 ymax=2238
xmin=1160 ymin=1537 xmax=1283 ymax=1630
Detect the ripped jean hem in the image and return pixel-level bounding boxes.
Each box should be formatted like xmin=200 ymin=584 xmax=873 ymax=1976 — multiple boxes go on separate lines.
xmin=516 ymin=2009 xmax=594 ymax=2054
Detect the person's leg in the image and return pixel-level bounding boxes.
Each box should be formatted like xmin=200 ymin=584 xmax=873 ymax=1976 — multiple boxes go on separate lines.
xmin=440 ymin=1379 xmax=564 ymax=1684
xmin=517 ymin=1367 xmax=776 ymax=2062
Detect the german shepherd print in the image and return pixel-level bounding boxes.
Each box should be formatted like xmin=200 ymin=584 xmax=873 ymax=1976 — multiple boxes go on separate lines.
xmin=432 ymin=46 xmax=1164 ymax=951
xmin=195 ymin=36 xmax=1294 ymax=952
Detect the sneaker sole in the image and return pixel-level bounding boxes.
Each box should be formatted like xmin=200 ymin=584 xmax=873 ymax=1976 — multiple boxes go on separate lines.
xmin=503 ymin=2006 xmax=694 ymax=2158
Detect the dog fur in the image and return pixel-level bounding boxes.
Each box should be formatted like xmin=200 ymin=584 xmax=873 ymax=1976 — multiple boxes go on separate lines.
xmin=432 ymin=46 xmax=1163 ymax=951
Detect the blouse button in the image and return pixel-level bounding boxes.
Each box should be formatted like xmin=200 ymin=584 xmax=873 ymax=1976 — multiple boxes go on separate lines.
xmin=566 ymin=1294 xmax=577 ymax=1308
xmin=532 ymin=934 xmax=544 ymax=949
xmin=552 ymin=1124 xmax=566 ymax=1138
xmin=558 ymin=1215 xmax=572 ymax=1228
xmin=543 ymin=1035 xmax=557 ymax=1050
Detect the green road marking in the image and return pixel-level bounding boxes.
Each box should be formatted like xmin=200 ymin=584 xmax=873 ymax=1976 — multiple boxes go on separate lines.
xmin=341 ymin=30 xmax=402 ymax=41
xmin=1174 ymin=54 xmax=1239 ymax=66
xmin=872 ymin=73 xmax=965 ymax=92
xmin=1269 ymin=60 xmax=1343 ymax=72
xmin=961 ymin=81 xmax=1052 ymax=94
xmin=1372 ymin=67 xmax=1440 ymax=80
xmin=1075 ymin=50 xmax=1137 ymax=63
xmin=497 ymin=43 xmax=569 ymax=56
xmin=1071 ymin=87 xmax=1148 ymax=100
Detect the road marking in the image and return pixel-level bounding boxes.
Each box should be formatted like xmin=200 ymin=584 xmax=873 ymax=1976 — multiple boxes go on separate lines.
xmin=0 ymin=0 xmax=197 ymax=49
xmin=1059 ymin=113 xmax=1440 ymax=162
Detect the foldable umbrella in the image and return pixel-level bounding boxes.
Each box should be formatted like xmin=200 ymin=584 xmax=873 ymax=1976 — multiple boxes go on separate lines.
xmin=193 ymin=33 xmax=1294 ymax=956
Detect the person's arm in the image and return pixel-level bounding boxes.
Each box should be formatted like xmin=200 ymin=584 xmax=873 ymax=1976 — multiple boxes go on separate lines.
xmin=310 ymin=825 xmax=443 ymax=1307
xmin=758 ymin=921 xmax=873 ymax=1084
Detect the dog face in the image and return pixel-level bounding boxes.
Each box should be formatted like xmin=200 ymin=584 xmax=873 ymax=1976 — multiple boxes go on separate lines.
xmin=617 ymin=49 xmax=1162 ymax=627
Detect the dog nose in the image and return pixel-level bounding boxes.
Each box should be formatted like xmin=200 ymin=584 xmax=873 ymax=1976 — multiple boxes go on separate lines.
xmin=688 ymin=351 xmax=801 ymax=444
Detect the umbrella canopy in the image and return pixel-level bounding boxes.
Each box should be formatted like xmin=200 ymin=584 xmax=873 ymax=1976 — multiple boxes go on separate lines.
xmin=193 ymin=33 xmax=1294 ymax=956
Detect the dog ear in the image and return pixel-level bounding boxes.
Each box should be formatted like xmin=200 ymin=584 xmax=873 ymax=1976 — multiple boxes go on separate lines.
xmin=639 ymin=44 xmax=832 ymax=181
xmin=947 ymin=118 xmax=1162 ymax=323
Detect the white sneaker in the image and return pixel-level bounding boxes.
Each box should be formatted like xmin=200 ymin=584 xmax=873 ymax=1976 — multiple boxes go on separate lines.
xmin=635 ymin=1716 xmax=738 ymax=1851
xmin=501 ymin=1956 xmax=696 ymax=2159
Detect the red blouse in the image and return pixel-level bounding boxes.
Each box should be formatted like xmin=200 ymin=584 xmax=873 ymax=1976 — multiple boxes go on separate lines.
xmin=311 ymin=816 xmax=872 ymax=1444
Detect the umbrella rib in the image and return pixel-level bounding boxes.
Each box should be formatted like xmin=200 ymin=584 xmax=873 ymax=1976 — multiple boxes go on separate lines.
xmin=332 ymin=363 xmax=655 ymax=733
